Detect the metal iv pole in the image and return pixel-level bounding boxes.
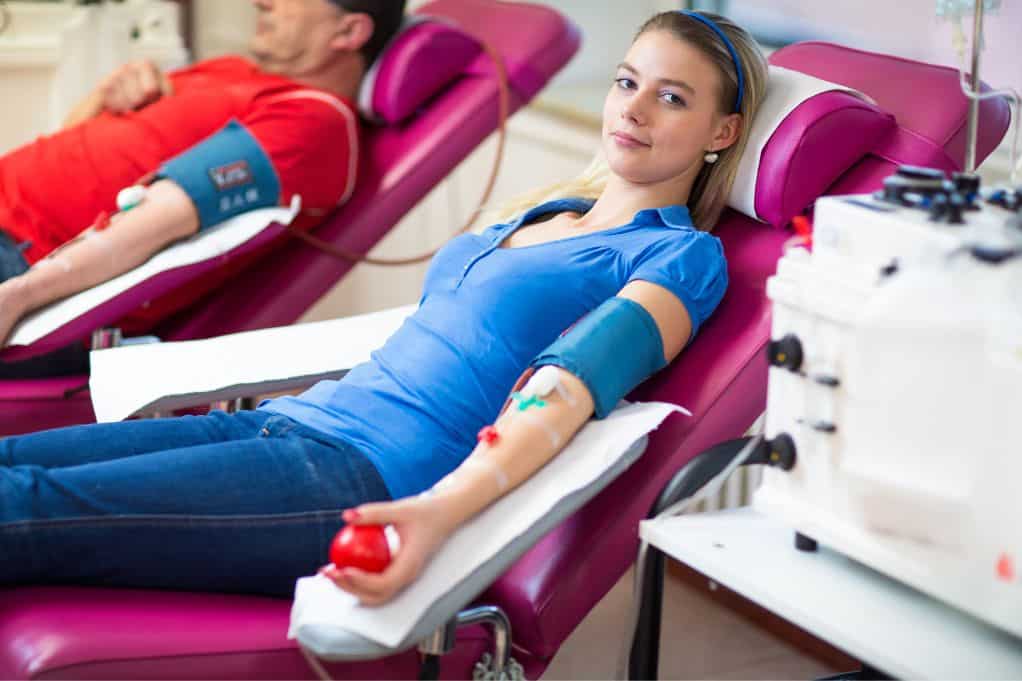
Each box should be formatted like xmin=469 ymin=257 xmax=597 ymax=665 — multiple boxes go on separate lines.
xmin=964 ymin=0 xmax=985 ymax=173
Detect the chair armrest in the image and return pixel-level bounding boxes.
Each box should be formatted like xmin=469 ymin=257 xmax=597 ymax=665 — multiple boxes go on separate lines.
xmin=3 ymin=202 xmax=300 ymax=359
xmin=89 ymin=304 xmax=415 ymax=422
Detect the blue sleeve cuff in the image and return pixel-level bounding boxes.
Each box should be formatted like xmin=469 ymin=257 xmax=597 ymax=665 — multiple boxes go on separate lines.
xmin=157 ymin=119 xmax=282 ymax=231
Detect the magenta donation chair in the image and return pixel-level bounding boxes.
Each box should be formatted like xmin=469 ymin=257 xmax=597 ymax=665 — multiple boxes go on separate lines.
xmin=0 ymin=43 xmax=1011 ymax=681
xmin=0 ymin=0 xmax=581 ymax=436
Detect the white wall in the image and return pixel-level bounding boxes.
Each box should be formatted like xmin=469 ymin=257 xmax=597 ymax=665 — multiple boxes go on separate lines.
xmin=192 ymin=0 xmax=255 ymax=59
xmin=728 ymin=1 xmax=1021 ymax=98
xmin=0 ymin=1 xmax=187 ymax=154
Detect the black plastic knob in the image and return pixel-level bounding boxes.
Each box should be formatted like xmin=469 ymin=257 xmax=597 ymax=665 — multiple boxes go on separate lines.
xmin=879 ymin=259 xmax=900 ymax=278
xmin=970 ymin=245 xmax=1019 ymax=264
xmin=928 ymin=193 xmax=948 ymax=221
xmin=946 ymin=192 xmax=966 ymax=224
xmin=795 ymin=532 xmax=818 ymax=552
xmin=988 ymin=188 xmax=1022 ymax=212
xmin=929 ymin=192 xmax=966 ymax=225
xmin=881 ymin=167 xmax=952 ymax=207
xmin=952 ymin=172 xmax=981 ymax=203
xmin=767 ymin=335 xmax=803 ymax=372
xmin=1008 ymin=188 xmax=1022 ymax=212
xmin=895 ymin=165 xmax=946 ymax=182
xmin=766 ymin=433 xmax=797 ymax=471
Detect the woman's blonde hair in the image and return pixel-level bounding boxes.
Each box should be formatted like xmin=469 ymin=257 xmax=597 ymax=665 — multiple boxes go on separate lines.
xmin=497 ymin=11 xmax=768 ymax=231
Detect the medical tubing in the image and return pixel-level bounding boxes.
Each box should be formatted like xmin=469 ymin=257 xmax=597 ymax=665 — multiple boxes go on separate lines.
xmin=283 ymin=35 xmax=510 ymax=267
xmin=299 ymin=643 xmax=335 ymax=681
xmin=618 ymin=435 xmax=766 ymax=681
xmin=949 ymin=7 xmax=1020 ymax=183
xmin=955 ymin=69 xmax=1020 ymax=185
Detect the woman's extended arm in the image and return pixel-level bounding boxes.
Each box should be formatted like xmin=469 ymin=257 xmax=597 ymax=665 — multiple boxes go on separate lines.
xmin=326 ymin=279 xmax=692 ymax=605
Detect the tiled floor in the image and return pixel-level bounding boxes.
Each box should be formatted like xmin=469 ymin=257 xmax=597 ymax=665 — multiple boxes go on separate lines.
xmin=541 ymin=566 xmax=838 ymax=680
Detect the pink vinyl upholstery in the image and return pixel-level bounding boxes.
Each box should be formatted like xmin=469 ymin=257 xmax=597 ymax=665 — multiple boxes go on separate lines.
xmin=751 ymin=90 xmax=893 ymax=227
xmin=0 ymin=0 xmax=581 ymax=435
xmin=0 ymin=42 xmax=1011 ymax=680
xmin=358 ymin=18 xmax=484 ymax=124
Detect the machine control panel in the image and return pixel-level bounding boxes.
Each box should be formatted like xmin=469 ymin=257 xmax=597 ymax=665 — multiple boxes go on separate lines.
xmin=813 ymin=166 xmax=1022 ymax=283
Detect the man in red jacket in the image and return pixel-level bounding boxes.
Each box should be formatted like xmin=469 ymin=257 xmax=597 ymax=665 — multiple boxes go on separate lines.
xmin=0 ymin=0 xmax=405 ymax=376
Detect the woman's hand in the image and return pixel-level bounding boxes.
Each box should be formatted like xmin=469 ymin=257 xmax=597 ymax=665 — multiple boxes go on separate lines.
xmin=320 ymin=494 xmax=458 ymax=606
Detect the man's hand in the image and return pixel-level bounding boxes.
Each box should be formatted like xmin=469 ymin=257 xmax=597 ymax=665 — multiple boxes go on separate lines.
xmin=319 ymin=495 xmax=459 ymax=606
xmin=98 ymin=60 xmax=174 ymax=114
xmin=0 ymin=279 xmax=29 ymax=348
xmin=63 ymin=60 xmax=174 ymax=128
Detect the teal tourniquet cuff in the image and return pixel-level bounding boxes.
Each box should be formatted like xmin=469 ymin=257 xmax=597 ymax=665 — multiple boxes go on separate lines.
xmin=530 ymin=297 xmax=667 ymax=418
xmin=158 ymin=119 xmax=281 ymax=230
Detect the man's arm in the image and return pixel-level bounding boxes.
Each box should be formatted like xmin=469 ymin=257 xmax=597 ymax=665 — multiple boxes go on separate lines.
xmin=0 ymin=180 xmax=198 ymax=344
xmin=63 ymin=60 xmax=173 ymax=129
xmin=63 ymin=90 xmax=106 ymax=130
xmin=325 ymin=280 xmax=693 ymax=605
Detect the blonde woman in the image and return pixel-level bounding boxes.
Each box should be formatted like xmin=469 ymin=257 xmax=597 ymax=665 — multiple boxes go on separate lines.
xmin=0 ymin=11 xmax=767 ymax=603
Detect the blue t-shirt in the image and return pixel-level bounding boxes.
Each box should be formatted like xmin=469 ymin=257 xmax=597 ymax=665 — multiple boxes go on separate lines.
xmin=263 ymin=198 xmax=728 ymax=499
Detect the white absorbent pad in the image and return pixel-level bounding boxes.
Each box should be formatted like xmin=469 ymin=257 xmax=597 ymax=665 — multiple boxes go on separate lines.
xmin=89 ymin=304 xmax=416 ymax=422
xmin=288 ymin=401 xmax=687 ymax=659
xmin=6 ymin=202 xmax=299 ymax=348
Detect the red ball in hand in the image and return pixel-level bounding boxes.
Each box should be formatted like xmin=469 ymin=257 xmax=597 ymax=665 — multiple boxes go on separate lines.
xmin=329 ymin=524 xmax=392 ymax=573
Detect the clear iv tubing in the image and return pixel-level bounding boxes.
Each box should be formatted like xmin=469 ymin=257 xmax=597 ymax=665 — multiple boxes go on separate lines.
xmin=946 ymin=2 xmax=1021 ymax=185
xmin=957 ymin=66 xmax=1021 ymax=186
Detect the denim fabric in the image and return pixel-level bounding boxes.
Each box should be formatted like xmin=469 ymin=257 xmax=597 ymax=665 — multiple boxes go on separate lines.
xmin=0 ymin=231 xmax=29 ymax=282
xmin=0 ymin=409 xmax=391 ymax=596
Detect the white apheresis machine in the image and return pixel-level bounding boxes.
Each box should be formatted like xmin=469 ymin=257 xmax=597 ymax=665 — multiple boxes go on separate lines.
xmin=754 ymin=166 xmax=1022 ymax=639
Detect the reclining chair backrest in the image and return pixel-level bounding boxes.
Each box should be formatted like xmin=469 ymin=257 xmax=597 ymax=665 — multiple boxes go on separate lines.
xmin=155 ymin=0 xmax=576 ymax=342
xmin=480 ymin=41 xmax=1011 ymax=671
xmin=0 ymin=0 xmax=581 ymax=435
xmin=0 ymin=41 xmax=1011 ymax=681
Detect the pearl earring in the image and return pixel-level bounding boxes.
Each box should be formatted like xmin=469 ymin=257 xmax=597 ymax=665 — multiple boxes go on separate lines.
xmin=704 ymin=151 xmax=719 ymax=164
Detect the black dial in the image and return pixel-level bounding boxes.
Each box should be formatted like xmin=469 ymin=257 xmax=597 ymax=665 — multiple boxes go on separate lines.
xmin=767 ymin=334 xmax=803 ymax=372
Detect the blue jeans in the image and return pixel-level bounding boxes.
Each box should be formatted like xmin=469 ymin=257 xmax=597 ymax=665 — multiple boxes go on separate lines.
xmin=0 ymin=230 xmax=28 ymax=282
xmin=0 ymin=410 xmax=391 ymax=596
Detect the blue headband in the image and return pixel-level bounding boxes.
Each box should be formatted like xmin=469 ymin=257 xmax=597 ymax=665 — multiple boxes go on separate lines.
xmin=677 ymin=10 xmax=744 ymax=114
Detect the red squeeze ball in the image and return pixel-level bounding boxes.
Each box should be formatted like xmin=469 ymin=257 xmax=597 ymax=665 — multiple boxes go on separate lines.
xmin=329 ymin=524 xmax=392 ymax=573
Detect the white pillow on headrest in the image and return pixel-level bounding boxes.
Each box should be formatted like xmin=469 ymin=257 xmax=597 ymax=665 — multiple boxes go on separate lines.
xmin=726 ymin=66 xmax=881 ymax=225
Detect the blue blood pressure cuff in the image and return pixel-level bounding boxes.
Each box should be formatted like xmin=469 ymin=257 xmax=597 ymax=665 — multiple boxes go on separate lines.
xmin=530 ymin=297 xmax=667 ymax=419
xmin=156 ymin=120 xmax=281 ymax=231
